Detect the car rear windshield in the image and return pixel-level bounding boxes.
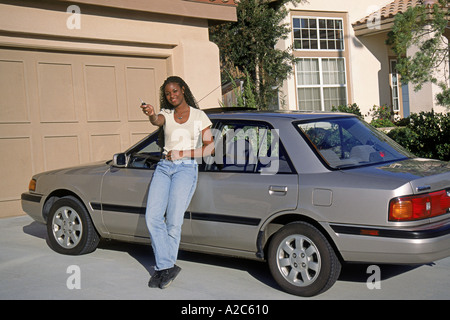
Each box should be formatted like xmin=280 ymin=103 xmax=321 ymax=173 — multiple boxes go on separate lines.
xmin=296 ymin=116 xmax=414 ymax=169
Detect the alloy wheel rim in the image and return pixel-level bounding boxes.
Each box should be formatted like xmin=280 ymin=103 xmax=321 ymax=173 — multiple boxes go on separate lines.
xmin=52 ymin=206 xmax=83 ymax=248
xmin=276 ymin=234 xmax=321 ymax=287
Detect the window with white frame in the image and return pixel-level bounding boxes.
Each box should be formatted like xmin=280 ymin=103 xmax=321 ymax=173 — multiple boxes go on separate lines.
xmin=293 ymin=17 xmax=344 ymax=50
xmin=296 ymin=58 xmax=347 ymax=111
xmin=390 ymin=59 xmax=400 ymax=112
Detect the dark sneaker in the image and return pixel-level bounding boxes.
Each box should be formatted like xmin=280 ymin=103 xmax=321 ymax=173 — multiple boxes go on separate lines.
xmin=148 ymin=270 xmax=163 ymax=288
xmin=159 ymin=265 xmax=181 ymax=289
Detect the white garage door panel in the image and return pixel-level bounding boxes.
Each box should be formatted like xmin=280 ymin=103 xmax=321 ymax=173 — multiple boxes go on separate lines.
xmin=0 ymin=137 xmax=33 ymax=200
xmin=0 ymin=60 xmax=29 ymax=123
xmin=38 ymin=62 xmax=77 ymax=123
xmin=84 ymin=64 xmax=120 ymax=122
xmin=0 ymin=48 xmax=167 ymax=217
xmin=126 ymin=66 xmax=158 ymax=122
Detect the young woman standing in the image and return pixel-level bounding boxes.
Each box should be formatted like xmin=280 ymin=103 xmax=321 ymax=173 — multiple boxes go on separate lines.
xmin=141 ymin=76 xmax=214 ymax=289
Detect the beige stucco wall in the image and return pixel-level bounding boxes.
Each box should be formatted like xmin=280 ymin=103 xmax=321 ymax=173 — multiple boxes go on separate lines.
xmin=279 ymin=0 xmax=401 ymax=114
xmin=406 ymin=33 xmax=448 ymax=115
xmin=0 ymin=0 xmax=234 ymax=217
xmin=0 ymin=1 xmax=223 ymax=103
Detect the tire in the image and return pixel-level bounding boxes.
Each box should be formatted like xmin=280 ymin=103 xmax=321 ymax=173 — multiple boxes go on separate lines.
xmin=46 ymin=196 xmax=100 ymax=255
xmin=268 ymin=221 xmax=341 ymax=297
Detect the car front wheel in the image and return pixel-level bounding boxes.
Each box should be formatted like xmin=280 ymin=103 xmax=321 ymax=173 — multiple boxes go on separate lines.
xmin=46 ymin=196 xmax=100 ymax=255
xmin=268 ymin=221 xmax=341 ymax=297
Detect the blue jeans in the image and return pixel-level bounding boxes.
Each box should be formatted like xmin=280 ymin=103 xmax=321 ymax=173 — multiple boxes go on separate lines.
xmin=145 ymin=159 xmax=198 ymax=271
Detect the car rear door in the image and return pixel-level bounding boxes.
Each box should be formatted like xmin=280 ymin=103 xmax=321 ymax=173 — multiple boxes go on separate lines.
xmin=189 ymin=120 xmax=298 ymax=252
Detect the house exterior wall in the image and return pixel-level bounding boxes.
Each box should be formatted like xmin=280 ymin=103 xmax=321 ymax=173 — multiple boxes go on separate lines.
xmin=0 ymin=0 xmax=236 ymax=217
xmin=278 ymin=0 xmax=446 ymax=118
xmin=406 ymin=33 xmax=448 ymax=115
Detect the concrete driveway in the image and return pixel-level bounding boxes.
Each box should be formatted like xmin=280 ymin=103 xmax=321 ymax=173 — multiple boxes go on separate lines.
xmin=1 ymin=215 xmax=449 ymax=301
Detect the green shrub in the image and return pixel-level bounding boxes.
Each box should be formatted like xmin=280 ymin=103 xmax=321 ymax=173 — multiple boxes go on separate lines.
xmin=368 ymin=105 xmax=396 ymax=128
xmin=331 ymin=103 xmax=363 ymax=118
xmin=387 ymin=110 xmax=450 ymax=161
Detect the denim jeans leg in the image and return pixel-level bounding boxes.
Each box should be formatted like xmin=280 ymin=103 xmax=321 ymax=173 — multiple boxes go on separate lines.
xmin=145 ymin=160 xmax=198 ymax=271
xmin=165 ymin=162 xmax=198 ymax=264
xmin=145 ymin=161 xmax=172 ymax=270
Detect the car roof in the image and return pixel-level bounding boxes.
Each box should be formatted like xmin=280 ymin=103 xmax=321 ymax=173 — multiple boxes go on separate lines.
xmin=204 ymin=107 xmax=356 ymax=121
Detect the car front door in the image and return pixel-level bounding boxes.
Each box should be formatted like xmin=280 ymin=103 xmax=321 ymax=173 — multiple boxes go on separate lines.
xmin=189 ymin=120 xmax=298 ymax=253
xmin=99 ymin=131 xmax=193 ymax=242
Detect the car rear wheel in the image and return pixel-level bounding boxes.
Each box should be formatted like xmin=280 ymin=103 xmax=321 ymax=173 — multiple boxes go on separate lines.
xmin=268 ymin=221 xmax=341 ymax=297
xmin=46 ymin=196 xmax=100 ymax=255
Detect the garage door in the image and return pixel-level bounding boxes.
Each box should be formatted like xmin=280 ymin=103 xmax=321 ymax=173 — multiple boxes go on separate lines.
xmin=0 ymin=47 xmax=168 ymax=218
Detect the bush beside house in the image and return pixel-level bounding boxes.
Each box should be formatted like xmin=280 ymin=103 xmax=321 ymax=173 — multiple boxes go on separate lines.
xmin=387 ymin=111 xmax=450 ymax=161
xmin=332 ymin=104 xmax=449 ymax=161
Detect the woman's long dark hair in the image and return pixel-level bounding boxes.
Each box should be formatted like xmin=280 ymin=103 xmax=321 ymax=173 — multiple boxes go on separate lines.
xmin=159 ymin=76 xmax=199 ymax=110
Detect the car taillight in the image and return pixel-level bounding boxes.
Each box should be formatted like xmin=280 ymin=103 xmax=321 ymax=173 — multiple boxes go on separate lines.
xmin=389 ymin=189 xmax=450 ymax=221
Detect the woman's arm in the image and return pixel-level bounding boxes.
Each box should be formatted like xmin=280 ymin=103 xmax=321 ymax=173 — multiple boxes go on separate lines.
xmin=141 ymin=104 xmax=165 ymax=127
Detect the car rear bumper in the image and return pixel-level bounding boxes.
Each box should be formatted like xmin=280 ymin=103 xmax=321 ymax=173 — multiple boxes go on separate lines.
xmin=328 ymin=219 xmax=450 ymax=264
xmin=21 ymin=192 xmax=45 ymax=224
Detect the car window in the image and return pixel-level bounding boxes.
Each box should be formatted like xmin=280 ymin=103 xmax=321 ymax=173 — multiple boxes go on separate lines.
xmin=135 ymin=136 xmax=162 ymax=155
xmin=296 ymin=117 xmax=413 ymax=169
xmin=127 ymin=129 xmax=162 ymax=169
xmin=205 ymin=121 xmax=294 ymax=174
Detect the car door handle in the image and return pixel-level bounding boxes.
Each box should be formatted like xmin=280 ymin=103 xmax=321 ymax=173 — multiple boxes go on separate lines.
xmin=269 ymin=185 xmax=287 ymax=196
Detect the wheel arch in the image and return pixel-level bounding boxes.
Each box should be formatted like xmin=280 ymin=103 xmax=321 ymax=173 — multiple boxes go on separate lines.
xmin=45 ymin=191 xmax=101 ymax=255
xmin=257 ymin=212 xmax=343 ymax=262
xmin=43 ymin=189 xmax=88 ymax=223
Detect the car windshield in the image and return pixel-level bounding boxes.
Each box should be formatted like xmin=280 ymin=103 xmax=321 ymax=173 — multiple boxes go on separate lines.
xmin=296 ymin=116 xmax=414 ymax=169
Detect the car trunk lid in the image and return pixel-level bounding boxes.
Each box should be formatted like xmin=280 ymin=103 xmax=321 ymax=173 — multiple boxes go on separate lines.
xmin=376 ymin=158 xmax=450 ymax=194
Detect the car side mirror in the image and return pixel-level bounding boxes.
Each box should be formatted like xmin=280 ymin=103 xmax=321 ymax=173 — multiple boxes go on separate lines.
xmin=112 ymin=153 xmax=128 ymax=168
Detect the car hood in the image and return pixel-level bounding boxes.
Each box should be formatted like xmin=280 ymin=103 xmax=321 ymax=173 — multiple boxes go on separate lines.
xmin=33 ymin=160 xmax=110 ymax=179
xmin=348 ymin=158 xmax=450 ymax=194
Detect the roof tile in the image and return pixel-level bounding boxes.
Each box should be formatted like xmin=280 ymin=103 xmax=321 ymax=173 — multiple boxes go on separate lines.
xmin=353 ymin=0 xmax=425 ymax=26
xmin=184 ymin=0 xmax=239 ymax=6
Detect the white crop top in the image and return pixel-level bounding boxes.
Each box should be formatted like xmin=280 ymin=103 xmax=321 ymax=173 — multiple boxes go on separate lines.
xmin=158 ymin=106 xmax=212 ymax=154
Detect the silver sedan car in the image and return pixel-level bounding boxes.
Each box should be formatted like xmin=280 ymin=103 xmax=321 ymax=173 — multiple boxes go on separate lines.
xmin=21 ymin=110 xmax=450 ymax=297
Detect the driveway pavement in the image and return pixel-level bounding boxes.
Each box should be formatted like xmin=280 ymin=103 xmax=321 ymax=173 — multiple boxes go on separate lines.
xmin=1 ymin=215 xmax=449 ymax=302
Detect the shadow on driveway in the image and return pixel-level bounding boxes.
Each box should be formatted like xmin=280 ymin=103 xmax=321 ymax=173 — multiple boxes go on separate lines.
xmin=22 ymin=219 xmax=427 ymax=294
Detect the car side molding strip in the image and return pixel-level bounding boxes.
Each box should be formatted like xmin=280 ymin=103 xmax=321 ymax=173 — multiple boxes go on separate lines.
xmin=191 ymin=212 xmax=261 ymax=226
xmin=331 ymin=222 xmax=450 ymax=240
xmin=91 ymin=202 xmax=260 ymax=226
xmin=91 ymin=202 xmax=146 ymax=215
